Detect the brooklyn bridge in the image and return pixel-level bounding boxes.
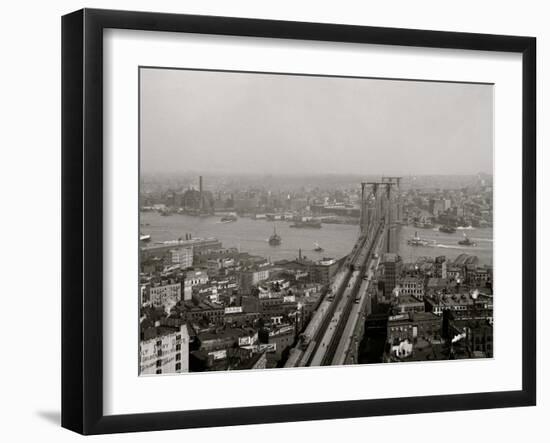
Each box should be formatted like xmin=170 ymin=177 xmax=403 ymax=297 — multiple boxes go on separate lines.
xmin=285 ymin=177 xmax=402 ymax=367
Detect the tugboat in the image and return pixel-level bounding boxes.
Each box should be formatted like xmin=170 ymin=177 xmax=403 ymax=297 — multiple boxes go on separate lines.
xmin=458 ymin=233 xmax=477 ymax=246
xmin=220 ymin=214 xmax=237 ymax=223
xmin=407 ymin=231 xmax=430 ymax=247
xmin=268 ymin=226 xmax=282 ymax=246
xmin=439 ymin=225 xmax=456 ymax=234
xmin=313 ymin=242 xmax=324 ymax=252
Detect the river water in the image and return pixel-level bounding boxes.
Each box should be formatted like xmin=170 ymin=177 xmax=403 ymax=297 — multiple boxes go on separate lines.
xmin=141 ymin=212 xmax=493 ymax=266
xmin=140 ymin=212 xmax=359 ymax=262
xmin=398 ymin=225 xmax=493 ymax=266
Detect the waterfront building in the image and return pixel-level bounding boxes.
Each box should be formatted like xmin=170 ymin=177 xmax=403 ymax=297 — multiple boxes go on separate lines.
xmin=309 ymin=203 xmax=361 ymax=218
xmin=429 ymin=198 xmax=446 ymax=216
xmin=168 ymin=246 xmax=193 ymax=269
xmin=290 ymin=198 xmax=308 ymax=212
xmin=141 ymin=237 xmax=222 ymax=260
xmin=234 ymin=196 xmax=261 ymax=213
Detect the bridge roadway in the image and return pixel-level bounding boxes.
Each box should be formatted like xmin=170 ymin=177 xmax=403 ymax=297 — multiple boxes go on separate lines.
xmin=331 ymin=232 xmax=384 ymax=366
xmin=308 ymin=222 xmax=384 ymax=367
xmin=283 ymin=236 xmax=366 ymax=368
xmin=284 ymin=220 xmax=385 ymax=368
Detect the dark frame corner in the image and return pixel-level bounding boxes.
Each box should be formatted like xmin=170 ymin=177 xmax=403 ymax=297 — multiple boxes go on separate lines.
xmin=62 ymin=8 xmax=536 ymax=435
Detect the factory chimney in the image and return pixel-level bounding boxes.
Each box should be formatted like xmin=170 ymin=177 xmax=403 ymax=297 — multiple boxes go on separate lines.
xmin=199 ymin=176 xmax=204 ymax=211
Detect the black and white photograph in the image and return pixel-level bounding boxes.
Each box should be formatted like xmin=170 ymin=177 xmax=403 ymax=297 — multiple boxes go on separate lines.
xmin=138 ymin=67 xmax=494 ymax=375
xmin=0 ymin=0 xmax=544 ymax=440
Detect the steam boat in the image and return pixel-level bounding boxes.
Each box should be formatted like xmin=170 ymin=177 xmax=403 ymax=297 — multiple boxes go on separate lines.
xmin=290 ymin=219 xmax=322 ymax=229
xmin=458 ymin=233 xmax=477 ymax=246
xmin=439 ymin=225 xmax=456 ymax=234
xmin=407 ymin=231 xmax=430 ymax=247
xmin=268 ymin=226 xmax=282 ymax=246
xmin=313 ymin=242 xmax=324 ymax=252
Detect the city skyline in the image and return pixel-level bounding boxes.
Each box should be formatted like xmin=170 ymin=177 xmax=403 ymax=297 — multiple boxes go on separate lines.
xmin=140 ymin=68 xmax=493 ymax=176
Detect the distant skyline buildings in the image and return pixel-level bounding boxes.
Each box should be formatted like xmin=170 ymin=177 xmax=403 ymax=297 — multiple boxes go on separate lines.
xmin=140 ymin=67 xmax=493 ymax=177
xmin=140 ymin=171 xmax=493 ymax=194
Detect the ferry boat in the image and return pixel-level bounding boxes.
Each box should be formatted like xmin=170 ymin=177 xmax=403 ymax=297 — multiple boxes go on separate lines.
xmin=407 ymin=231 xmax=430 ymax=247
xmin=439 ymin=225 xmax=456 ymax=234
xmin=458 ymin=233 xmax=477 ymax=246
xmin=313 ymin=242 xmax=324 ymax=252
xmin=140 ymin=234 xmax=151 ymax=242
xmin=268 ymin=226 xmax=282 ymax=246
xmin=290 ymin=219 xmax=322 ymax=229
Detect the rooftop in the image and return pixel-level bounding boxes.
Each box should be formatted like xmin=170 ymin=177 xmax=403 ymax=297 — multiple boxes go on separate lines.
xmin=141 ymin=237 xmax=221 ymax=251
xmin=388 ymin=311 xmax=440 ymax=323
xmin=198 ymin=327 xmax=255 ymax=341
xmin=453 ymin=254 xmax=479 ymax=266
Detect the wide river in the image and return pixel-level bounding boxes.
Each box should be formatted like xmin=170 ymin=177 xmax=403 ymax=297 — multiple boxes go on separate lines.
xmin=398 ymin=225 xmax=493 ymax=266
xmin=141 ymin=212 xmax=493 ymax=266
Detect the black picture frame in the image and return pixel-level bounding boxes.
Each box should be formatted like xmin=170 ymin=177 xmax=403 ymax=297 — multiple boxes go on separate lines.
xmin=62 ymin=8 xmax=536 ymax=435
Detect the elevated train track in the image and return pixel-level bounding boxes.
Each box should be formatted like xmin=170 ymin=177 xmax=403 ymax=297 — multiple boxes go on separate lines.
xmin=284 ymin=233 xmax=367 ymax=367
xmin=310 ymin=221 xmax=384 ymax=366
xmin=284 ymin=178 xmax=400 ymax=368
xmin=285 ymin=220 xmax=384 ymax=367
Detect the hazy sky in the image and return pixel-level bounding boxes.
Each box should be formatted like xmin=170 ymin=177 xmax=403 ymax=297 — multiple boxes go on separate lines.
xmin=140 ymin=68 xmax=493 ymax=176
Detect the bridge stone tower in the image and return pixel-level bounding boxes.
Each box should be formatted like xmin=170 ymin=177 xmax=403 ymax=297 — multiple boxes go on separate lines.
xmin=381 ymin=176 xmax=402 ymax=253
xmin=360 ymin=179 xmax=401 ymax=254
xmin=360 ymin=182 xmax=383 ymax=235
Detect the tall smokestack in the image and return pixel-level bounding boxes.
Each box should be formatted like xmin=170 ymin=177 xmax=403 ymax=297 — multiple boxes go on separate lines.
xmin=396 ymin=177 xmax=402 ymax=222
xmin=360 ymin=183 xmax=366 ymax=234
xmin=199 ymin=176 xmax=204 ymax=211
